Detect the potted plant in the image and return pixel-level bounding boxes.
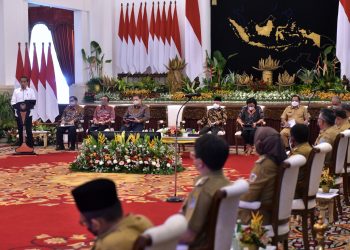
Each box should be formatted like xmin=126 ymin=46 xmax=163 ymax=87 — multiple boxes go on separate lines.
xmin=0 ymin=92 xmax=16 ymax=143
xmin=239 ymin=212 xmax=270 ymax=250
xmin=320 ymin=168 xmax=334 ymax=193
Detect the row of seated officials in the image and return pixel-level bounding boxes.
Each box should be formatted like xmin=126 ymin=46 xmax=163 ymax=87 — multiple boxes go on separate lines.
xmin=57 ymin=93 xmax=346 ymax=154
xmin=72 ymin=100 xmax=349 ymax=249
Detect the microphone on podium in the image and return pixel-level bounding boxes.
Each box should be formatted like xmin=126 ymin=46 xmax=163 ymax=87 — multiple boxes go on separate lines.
xmin=184 ymin=93 xmax=201 ymax=98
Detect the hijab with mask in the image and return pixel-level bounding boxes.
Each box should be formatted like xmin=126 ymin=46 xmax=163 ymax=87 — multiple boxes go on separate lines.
xmin=254 ymin=127 xmax=287 ymax=165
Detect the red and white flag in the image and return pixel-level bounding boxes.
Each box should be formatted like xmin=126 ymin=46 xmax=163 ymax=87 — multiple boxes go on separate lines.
xmin=121 ymin=4 xmax=129 ymax=73
xmin=30 ymin=43 xmax=39 ymax=120
xmin=140 ymin=2 xmax=149 ymax=73
xmin=46 ymin=43 xmax=59 ymax=123
xmin=134 ymin=3 xmax=143 ymax=73
xmin=164 ymin=2 xmax=172 ymax=67
xmin=337 ymin=0 xmax=350 ymax=78
xmin=185 ymin=0 xmax=203 ymax=80
xmin=127 ymin=3 xmax=136 ymax=74
xmin=170 ymin=2 xmax=182 ymax=59
xmin=117 ymin=3 xmax=125 ymax=73
xmin=14 ymin=43 xmax=23 ymax=88
xmin=154 ymin=2 xmax=161 ymax=73
xmin=23 ymin=43 xmax=31 ymax=80
xmin=149 ymin=2 xmax=157 ymax=73
xmin=38 ymin=43 xmax=47 ymax=122
xmin=158 ymin=2 xmax=167 ymax=73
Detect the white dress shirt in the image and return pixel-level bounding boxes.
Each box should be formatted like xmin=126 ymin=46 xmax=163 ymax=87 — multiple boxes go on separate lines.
xmin=11 ymin=87 xmax=36 ymax=117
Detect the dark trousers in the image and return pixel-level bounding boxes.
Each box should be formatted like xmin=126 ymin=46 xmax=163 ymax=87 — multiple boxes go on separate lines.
xmin=199 ymin=125 xmax=222 ymax=135
xmin=89 ymin=125 xmax=109 ymax=133
xmin=16 ymin=115 xmax=33 ymax=147
xmin=241 ymin=128 xmax=256 ymax=146
xmin=56 ymin=126 xmax=76 ymax=149
xmin=121 ymin=122 xmax=144 ymax=132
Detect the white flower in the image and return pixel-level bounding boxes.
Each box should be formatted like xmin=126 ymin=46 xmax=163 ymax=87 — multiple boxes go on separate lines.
xmin=151 ymin=161 xmax=156 ymax=166
xmin=156 ymin=163 xmax=160 ymax=168
xmin=113 ymin=159 xmax=118 ymax=164
xmin=93 ymin=145 xmax=97 ymax=148
xmin=139 ymin=161 xmax=143 ymax=164
xmin=144 ymin=161 xmax=149 ymax=165
xmin=95 ymin=160 xmax=99 ymax=164
xmin=119 ymin=161 xmax=125 ymax=166
xmin=167 ymin=163 xmax=171 ymax=168
xmin=107 ymin=160 xmax=112 ymax=165
xmin=126 ymin=159 xmax=131 ymax=163
xmin=99 ymin=161 xmax=104 ymax=165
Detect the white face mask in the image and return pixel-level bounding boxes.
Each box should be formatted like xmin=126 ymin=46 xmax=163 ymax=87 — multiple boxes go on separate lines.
xmin=248 ymin=106 xmax=255 ymax=111
xmin=133 ymin=100 xmax=140 ymax=106
xmin=332 ymin=105 xmax=339 ymax=110
xmin=69 ymin=101 xmax=76 ymax=106
xmin=291 ymin=101 xmax=299 ymax=107
xmin=213 ymin=103 xmax=220 ymax=109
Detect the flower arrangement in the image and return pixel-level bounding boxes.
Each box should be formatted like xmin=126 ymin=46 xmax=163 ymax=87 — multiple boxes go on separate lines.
xmin=162 ymin=127 xmax=183 ymax=137
xmin=70 ymin=132 xmax=182 ymax=175
xmin=320 ymin=168 xmax=334 ymax=192
xmin=239 ymin=212 xmax=270 ymax=249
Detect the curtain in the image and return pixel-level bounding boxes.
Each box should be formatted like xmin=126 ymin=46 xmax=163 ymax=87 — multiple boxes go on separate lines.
xmin=29 ymin=7 xmax=75 ymax=85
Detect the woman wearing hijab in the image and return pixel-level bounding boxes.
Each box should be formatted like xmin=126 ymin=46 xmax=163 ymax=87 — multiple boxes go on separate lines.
xmin=238 ymin=127 xmax=287 ymax=224
xmin=237 ymin=98 xmax=265 ymax=155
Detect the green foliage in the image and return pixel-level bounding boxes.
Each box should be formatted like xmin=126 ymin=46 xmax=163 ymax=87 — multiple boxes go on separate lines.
xmin=0 ymin=92 xmax=16 ymax=137
xmin=297 ymin=68 xmax=316 ymax=85
xmin=182 ymin=77 xmax=201 ymax=94
xmin=82 ymin=41 xmax=112 ymax=79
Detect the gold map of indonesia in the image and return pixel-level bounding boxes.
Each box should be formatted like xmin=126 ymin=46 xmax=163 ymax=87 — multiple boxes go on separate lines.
xmin=228 ymin=16 xmax=320 ymax=51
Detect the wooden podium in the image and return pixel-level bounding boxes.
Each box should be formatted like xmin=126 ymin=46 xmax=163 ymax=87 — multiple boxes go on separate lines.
xmin=13 ymin=100 xmax=36 ymax=155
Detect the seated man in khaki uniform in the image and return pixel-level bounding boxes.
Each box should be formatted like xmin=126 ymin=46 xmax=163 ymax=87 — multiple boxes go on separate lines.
xmin=315 ymin=108 xmax=338 ymax=164
xmin=289 ymin=124 xmax=313 ymax=198
xmin=280 ymin=95 xmax=310 ymax=148
xmin=180 ymin=134 xmax=230 ymax=249
xmin=72 ymin=179 xmax=153 ymax=250
xmin=334 ymin=109 xmax=350 ymax=132
xmin=239 ymin=127 xmax=287 ymax=224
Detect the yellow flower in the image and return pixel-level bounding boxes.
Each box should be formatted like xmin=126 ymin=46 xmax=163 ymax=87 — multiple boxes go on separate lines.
xmin=98 ymin=132 xmax=106 ymax=145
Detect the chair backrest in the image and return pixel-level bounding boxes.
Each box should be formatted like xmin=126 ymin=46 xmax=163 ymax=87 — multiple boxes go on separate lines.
xmin=330 ymin=130 xmax=350 ymax=174
xmin=306 ymin=143 xmax=332 ymax=198
xmin=272 ymin=155 xmax=306 ymax=235
xmin=202 ymin=179 xmax=249 ymax=250
xmin=133 ymin=214 xmax=187 ymax=250
xmin=167 ymin=105 xmax=184 ymax=127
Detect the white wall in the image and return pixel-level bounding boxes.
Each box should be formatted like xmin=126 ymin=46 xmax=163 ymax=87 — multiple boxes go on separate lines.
xmin=0 ymin=0 xmax=211 ymax=89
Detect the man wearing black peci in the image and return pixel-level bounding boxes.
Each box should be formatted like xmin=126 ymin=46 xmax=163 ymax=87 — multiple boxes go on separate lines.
xmin=11 ymin=76 xmax=36 ymax=147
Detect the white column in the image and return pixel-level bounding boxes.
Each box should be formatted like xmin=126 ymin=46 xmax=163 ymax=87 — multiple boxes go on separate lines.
xmin=0 ymin=0 xmax=29 ymax=87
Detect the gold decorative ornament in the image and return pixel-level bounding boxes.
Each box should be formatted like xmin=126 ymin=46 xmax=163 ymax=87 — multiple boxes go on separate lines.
xmin=166 ymin=56 xmax=187 ymax=94
xmin=253 ymin=56 xmax=280 ymax=85
xmin=235 ymin=72 xmax=254 ymax=86
xmin=313 ymin=215 xmax=327 ymax=250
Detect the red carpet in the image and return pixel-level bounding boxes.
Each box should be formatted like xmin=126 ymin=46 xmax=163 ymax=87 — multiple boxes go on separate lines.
xmin=0 ymin=151 xmax=256 ymax=249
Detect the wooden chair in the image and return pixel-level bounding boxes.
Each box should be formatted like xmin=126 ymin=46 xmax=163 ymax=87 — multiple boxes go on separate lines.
xmin=133 ymin=214 xmax=187 ymax=250
xmin=239 ymin=154 xmax=306 ymax=249
xmin=291 ymin=143 xmax=332 ymax=250
xmin=328 ymin=130 xmax=350 ymax=218
xmin=234 ymin=105 xmax=265 ymax=154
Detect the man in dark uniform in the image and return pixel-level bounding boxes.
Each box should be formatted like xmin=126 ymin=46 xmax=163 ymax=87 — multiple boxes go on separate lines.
xmin=197 ymin=96 xmax=227 ymax=135
xmin=121 ymin=95 xmax=150 ymax=132
xmin=72 ymin=178 xmax=153 ymax=250
xmin=180 ymin=134 xmax=230 ymax=248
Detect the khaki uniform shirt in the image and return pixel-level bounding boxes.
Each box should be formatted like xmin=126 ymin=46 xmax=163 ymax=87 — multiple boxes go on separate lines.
xmin=200 ymin=107 xmax=227 ymax=129
xmin=281 ymin=106 xmax=310 ymax=124
xmin=291 ymin=142 xmax=313 ymax=198
xmin=92 ymin=214 xmax=153 ymax=250
xmin=182 ymin=170 xmax=230 ymax=248
xmin=335 ymin=120 xmax=350 ymax=132
xmin=315 ymin=125 xmax=339 ymax=164
xmin=239 ymin=156 xmax=278 ymax=224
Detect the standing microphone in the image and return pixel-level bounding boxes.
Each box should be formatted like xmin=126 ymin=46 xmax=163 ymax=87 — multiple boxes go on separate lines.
xmin=184 ymin=93 xmax=201 ymax=98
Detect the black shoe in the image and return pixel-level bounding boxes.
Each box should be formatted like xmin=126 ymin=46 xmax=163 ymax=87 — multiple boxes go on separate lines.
xmin=56 ymin=146 xmax=65 ymax=151
xmin=69 ymin=147 xmax=76 ymax=151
